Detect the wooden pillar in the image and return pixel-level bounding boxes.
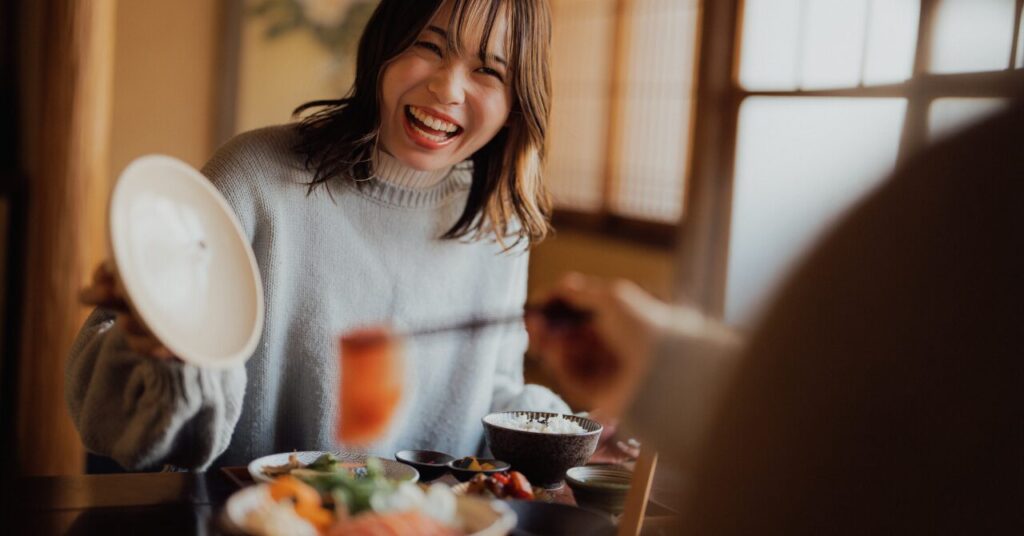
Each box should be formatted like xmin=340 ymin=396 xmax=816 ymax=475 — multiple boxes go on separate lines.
xmin=601 ymin=0 xmax=632 ymax=215
xmin=673 ymin=0 xmax=742 ymax=314
xmin=16 ymin=0 xmax=116 ymax=476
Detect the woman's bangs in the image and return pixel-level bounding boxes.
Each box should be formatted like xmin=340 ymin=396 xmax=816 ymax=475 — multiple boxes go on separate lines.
xmin=445 ymin=0 xmax=516 ymax=70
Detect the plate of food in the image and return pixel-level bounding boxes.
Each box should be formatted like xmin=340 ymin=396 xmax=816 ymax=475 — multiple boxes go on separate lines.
xmin=248 ymin=451 xmax=418 ymax=484
xmin=451 ymin=471 xmax=537 ymax=501
xmin=223 ymin=461 xmax=516 ymax=536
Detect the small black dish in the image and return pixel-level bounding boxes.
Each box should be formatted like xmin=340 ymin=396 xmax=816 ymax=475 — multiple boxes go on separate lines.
xmin=446 ymin=456 xmax=511 ymax=482
xmin=565 ymin=465 xmax=632 ymax=515
xmin=394 ymin=450 xmax=455 ymax=482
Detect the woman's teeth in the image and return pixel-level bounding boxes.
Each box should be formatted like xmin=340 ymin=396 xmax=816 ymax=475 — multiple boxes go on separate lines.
xmin=412 ymin=124 xmax=450 ymax=143
xmin=408 ymin=106 xmax=460 ymax=134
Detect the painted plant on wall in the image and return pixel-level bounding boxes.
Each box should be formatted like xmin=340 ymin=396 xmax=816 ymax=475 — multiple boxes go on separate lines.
xmin=250 ymin=0 xmax=379 ymax=67
xmin=232 ymin=0 xmax=381 ymax=132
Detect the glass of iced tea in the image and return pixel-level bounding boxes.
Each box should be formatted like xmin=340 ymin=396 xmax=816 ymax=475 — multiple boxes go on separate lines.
xmin=337 ymin=326 xmax=403 ymax=445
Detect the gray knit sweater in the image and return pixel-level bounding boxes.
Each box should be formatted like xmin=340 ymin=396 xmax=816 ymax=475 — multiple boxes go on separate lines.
xmin=66 ymin=125 xmax=569 ymax=471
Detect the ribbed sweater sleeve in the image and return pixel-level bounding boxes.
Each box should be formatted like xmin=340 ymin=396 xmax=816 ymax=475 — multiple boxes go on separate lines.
xmin=65 ymin=310 xmax=246 ymax=470
xmin=63 ymin=133 xmax=270 ymax=471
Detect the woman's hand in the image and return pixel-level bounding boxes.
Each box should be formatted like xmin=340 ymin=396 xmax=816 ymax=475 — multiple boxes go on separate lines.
xmin=79 ymin=261 xmax=175 ymax=359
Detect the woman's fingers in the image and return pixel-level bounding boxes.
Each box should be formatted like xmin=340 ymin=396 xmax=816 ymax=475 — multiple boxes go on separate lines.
xmin=79 ymin=284 xmax=128 ymax=310
xmin=150 ymin=345 xmax=175 ymax=360
xmin=91 ymin=260 xmax=116 ymax=285
xmin=82 ymin=260 xmax=175 ymax=360
xmin=80 ymin=261 xmax=129 ymax=310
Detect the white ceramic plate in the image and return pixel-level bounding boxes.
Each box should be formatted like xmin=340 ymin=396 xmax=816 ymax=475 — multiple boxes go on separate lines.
xmin=221 ymin=483 xmax=517 ymax=536
xmin=248 ymin=450 xmax=419 ymax=484
xmin=108 ymin=155 xmax=263 ymax=369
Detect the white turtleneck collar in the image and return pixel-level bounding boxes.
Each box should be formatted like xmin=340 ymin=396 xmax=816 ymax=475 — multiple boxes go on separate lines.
xmin=372 ymin=150 xmax=454 ymax=190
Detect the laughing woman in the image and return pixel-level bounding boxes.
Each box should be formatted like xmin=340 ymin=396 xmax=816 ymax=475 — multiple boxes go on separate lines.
xmin=67 ymin=0 xmax=569 ymax=470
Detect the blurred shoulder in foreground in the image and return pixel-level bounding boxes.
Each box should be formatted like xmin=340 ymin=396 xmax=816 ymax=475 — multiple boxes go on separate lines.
xmin=684 ymin=101 xmax=1024 ymax=534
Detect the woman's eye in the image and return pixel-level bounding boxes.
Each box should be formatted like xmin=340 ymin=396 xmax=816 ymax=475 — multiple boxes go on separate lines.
xmin=414 ymin=41 xmax=443 ymax=57
xmin=477 ymin=67 xmax=505 ymax=82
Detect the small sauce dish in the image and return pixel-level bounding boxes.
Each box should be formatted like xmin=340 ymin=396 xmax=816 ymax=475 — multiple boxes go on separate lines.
xmin=394 ymin=450 xmax=455 ymax=481
xmin=446 ymin=456 xmax=511 ymax=482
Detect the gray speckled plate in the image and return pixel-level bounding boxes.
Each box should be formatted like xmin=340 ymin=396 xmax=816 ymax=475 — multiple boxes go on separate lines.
xmin=247 ymin=450 xmax=418 ymax=483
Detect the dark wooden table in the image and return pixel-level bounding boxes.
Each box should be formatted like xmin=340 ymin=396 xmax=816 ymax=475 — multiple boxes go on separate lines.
xmin=7 ymin=471 xmax=237 ymax=535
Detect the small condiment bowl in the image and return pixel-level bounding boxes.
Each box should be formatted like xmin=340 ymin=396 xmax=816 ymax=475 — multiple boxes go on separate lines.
xmin=565 ymin=465 xmax=632 ymax=515
xmin=394 ymin=450 xmax=455 ymax=482
xmin=446 ymin=457 xmax=511 ymax=482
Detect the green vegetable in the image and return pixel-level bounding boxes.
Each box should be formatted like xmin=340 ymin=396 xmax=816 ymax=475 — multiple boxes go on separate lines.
xmin=296 ymin=458 xmax=393 ymax=516
xmin=306 ymin=453 xmax=340 ymax=472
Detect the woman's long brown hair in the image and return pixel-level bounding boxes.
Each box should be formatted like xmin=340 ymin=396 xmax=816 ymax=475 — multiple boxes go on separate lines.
xmin=293 ymin=0 xmax=553 ymax=248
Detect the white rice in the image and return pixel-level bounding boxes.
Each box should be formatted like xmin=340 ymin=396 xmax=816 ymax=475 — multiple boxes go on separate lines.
xmin=488 ymin=413 xmax=586 ymax=434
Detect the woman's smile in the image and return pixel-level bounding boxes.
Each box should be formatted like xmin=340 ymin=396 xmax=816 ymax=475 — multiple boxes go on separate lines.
xmin=403 ymin=105 xmax=464 ymax=149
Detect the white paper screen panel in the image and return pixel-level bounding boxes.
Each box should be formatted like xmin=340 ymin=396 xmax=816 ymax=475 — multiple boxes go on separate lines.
xmin=610 ymin=0 xmax=699 ymax=222
xmin=725 ymin=97 xmax=907 ymax=325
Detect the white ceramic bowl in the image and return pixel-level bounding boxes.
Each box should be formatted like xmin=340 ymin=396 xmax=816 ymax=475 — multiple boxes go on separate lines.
xmin=108 ymin=155 xmax=263 ymax=369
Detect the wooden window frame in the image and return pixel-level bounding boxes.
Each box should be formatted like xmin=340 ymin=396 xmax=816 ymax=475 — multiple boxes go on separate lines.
xmin=676 ymin=0 xmax=1024 ymax=312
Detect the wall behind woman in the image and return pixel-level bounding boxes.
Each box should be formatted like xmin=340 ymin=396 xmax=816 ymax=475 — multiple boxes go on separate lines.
xmin=109 ymin=0 xmax=222 ymax=175
xmin=234 ymin=0 xmax=374 ymax=133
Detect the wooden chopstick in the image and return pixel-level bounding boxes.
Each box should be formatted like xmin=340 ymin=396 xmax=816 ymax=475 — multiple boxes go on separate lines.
xmin=398 ymin=300 xmax=592 ymax=339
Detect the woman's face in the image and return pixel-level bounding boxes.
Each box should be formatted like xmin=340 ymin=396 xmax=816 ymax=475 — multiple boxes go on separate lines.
xmin=378 ymin=5 xmax=513 ymax=171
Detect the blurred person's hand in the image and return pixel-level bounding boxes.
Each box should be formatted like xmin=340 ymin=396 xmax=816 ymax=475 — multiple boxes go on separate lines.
xmin=79 ymin=261 xmax=175 ymax=359
xmin=584 ymin=408 xmax=642 ymax=464
xmin=528 ymin=272 xmax=733 ymax=417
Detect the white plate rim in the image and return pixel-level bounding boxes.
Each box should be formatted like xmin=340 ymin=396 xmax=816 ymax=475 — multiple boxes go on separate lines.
xmin=108 ymin=154 xmax=264 ymax=369
xmin=247 ymin=450 xmax=419 ymax=484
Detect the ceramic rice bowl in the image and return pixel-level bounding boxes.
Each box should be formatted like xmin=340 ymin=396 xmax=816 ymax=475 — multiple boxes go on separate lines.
xmin=482 ymin=411 xmax=602 ymax=488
